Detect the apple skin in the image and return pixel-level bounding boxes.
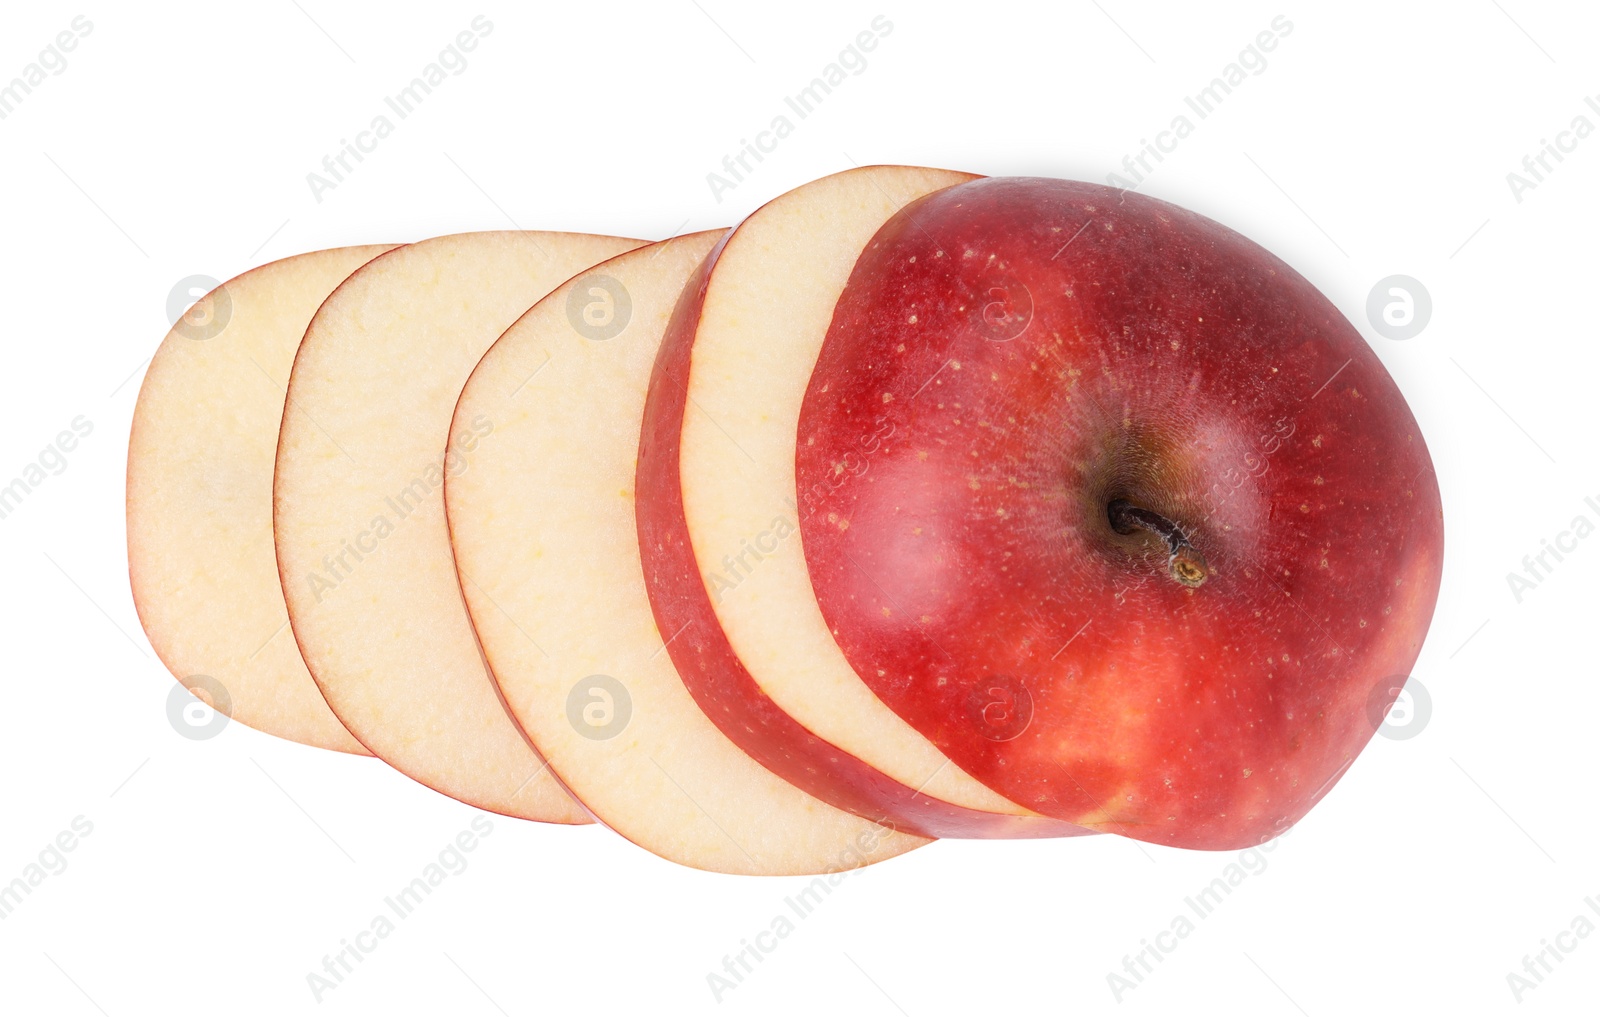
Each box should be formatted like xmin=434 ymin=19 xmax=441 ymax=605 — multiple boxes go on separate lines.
xmin=795 ymin=176 xmax=1444 ymax=849
xmin=637 ymin=231 xmax=1091 ymax=840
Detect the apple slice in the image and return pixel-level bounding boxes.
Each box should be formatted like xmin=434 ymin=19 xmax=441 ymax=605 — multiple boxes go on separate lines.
xmin=636 ymin=166 xmax=1089 ymax=839
xmin=274 ymin=230 xmax=642 ymax=823
xmin=129 ymin=245 xmax=395 ymax=754
xmin=445 ymin=231 xmax=925 ymax=873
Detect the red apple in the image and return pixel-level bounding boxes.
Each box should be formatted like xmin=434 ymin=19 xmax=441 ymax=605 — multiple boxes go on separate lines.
xmin=795 ymin=175 xmax=1444 ymax=849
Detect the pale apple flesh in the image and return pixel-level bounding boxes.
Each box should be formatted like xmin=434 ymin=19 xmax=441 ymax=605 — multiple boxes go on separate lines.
xmin=796 ymin=176 xmax=1445 ymax=849
xmin=128 ymin=246 xmax=395 ymax=754
xmin=636 ymin=166 xmax=1093 ymax=839
xmin=446 ymin=231 xmax=925 ymax=873
xmin=275 ymin=231 xmax=643 ymax=823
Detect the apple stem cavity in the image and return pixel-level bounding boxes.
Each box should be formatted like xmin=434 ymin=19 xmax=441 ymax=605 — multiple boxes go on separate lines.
xmin=1107 ymin=500 xmax=1210 ymax=589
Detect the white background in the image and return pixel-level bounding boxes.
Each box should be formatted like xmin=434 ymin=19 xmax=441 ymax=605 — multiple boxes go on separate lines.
xmin=1 ymin=1 xmax=1595 ymax=1013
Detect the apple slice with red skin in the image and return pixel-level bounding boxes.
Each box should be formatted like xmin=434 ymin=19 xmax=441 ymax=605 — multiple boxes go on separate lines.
xmin=446 ymin=231 xmax=925 ymax=873
xmin=796 ymin=176 xmax=1444 ymax=849
xmin=637 ymin=166 xmax=1091 ymax=839
xmin=129 ymin=246 xmax=395 ymax=754
xmin=275 ymin=230 xmax=642 ymax=823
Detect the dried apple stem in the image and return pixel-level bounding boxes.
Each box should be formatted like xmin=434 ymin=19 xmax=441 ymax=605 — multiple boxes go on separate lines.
xmin=1108 ymin=500 xmax=1209 ymax=588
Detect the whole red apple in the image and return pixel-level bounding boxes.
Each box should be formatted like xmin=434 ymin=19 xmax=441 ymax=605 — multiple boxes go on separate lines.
xmin=795 ymin=176 xmax=1443 ymax=849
